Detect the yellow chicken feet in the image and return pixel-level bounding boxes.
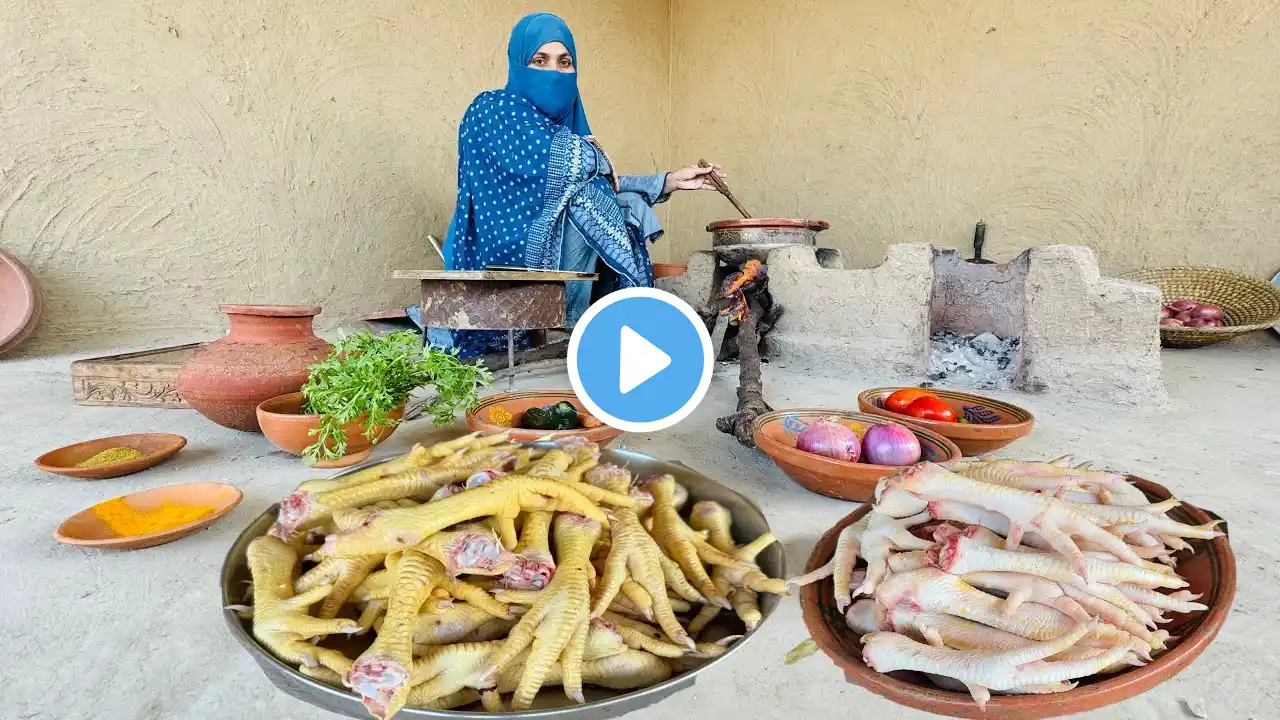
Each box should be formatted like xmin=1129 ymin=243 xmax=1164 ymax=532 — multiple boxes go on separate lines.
xmin=347 ymin=551 xmax=447 ymax=720
xmin=321 ymin=476 xmax=608 ymax=558
xmin=501 ymin=511 xmax=557 ymax=590
xmin=643 ymin=475 xmax=754 ymax=609
xmin=592 ymin=502 xmax=696 ymax=649
xmin=480 ymin=514 xmax=601 ymax=710
xmin=244 ymin=536 xmax=358 ymax=675
xmin=405 ymin=641 xmax=502 ymax=709
xmin=273 ymin=448 xmax=522 ymax=539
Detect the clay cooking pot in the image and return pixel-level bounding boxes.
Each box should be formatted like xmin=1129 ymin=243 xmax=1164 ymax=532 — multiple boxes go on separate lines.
xmin=177 ymin=305 xmax=331 ymax=432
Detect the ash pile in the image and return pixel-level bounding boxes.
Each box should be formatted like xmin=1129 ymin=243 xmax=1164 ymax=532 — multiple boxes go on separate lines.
xmin=926 ymin=331 xmax=1020 ymax=390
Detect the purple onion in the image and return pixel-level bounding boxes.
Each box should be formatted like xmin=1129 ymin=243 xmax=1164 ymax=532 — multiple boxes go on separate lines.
xmin=796 ymin=417 xmax=860 ymax=463
xmin=862 ymin=423 xmax=922 ymax=466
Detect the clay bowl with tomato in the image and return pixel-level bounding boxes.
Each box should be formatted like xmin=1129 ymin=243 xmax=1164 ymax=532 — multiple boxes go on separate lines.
xmin=751 ymin=409 xmax=962 ymax=503
xmin=857 ymin=387 xmax=1034 ymax=456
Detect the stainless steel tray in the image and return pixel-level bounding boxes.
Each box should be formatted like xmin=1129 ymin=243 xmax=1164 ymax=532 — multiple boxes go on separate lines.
xmin=222 ymin=445 xmax=785 ymax=719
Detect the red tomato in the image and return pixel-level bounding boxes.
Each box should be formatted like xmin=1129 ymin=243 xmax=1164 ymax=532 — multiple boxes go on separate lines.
xmin=904 ymin=395 xmax=958 ymax=423
xmin=884 ymin=388 xmax=937 ymax=414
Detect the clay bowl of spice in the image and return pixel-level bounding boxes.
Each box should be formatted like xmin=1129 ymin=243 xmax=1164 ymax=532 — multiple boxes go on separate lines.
xmin=34 ymin=433 xmax=187 ymax=479
xmin=55 ymin=482 xmax=242 ymax=550
xmin=858 ymin=387 xmax=1034 ymax=456
xmin=799 ymin=475 xmax=1235 ymax=719
xmin=466 ymin=389 xmax=623 ymax=446
xmin=752 ymin=409 xmax=961 ymax=503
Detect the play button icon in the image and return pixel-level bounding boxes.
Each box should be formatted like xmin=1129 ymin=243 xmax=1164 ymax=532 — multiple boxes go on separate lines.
xmin=618 ymin=326 xmax=671 ymax=394
xmin=569 ymin=287 xmax=713 ymax=432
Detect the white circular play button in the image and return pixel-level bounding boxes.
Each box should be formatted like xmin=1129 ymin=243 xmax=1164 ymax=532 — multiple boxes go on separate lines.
xmin=568 ymin=287 xmax=713 ymax=433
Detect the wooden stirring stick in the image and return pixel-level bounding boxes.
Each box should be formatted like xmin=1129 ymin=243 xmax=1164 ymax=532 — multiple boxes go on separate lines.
xmin=699 ymin=159 xmax=752 ymax=219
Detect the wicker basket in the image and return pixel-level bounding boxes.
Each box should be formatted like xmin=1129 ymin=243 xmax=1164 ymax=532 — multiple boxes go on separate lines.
xmin=1122 ymin=267 xmax=1280 ymax=348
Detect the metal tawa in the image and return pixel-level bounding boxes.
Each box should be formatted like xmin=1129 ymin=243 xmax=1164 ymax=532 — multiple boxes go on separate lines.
xmin=221 ymin=445 xmax=785 ymax=719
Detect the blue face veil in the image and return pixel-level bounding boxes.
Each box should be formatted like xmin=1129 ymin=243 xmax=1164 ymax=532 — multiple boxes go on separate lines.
xmin=504 ymin=13 xmax=591 ymax=135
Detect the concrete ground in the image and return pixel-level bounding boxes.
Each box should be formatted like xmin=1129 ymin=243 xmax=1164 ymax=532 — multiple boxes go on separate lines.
xmin=2 ymin=334 xmax=1277 ymax=720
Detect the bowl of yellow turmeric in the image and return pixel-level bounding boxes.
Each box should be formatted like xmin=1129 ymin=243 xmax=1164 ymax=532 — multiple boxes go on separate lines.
xmin=34 ymin=432 xmax=187 ymax=479
xmin=56 ymin=481 xmax=243 ymax=550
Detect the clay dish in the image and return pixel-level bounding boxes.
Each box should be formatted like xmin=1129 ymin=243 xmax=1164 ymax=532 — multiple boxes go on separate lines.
xmin=0 ymin=249 xmax=42 ymax=356
xmin=858 ymin=387 xmax=1034 ymax=456
xmin=257 ymin=392 xmax=403 ymax=469
xmin=800 ymin=475 xmax=1235 ymax=719
xmin=55 ymin=482 xmax=242 ymax=550
xmin=652 ymin=263 xmax=687 ymax=279
xmin=752 ymin=409 xmax=961 ymax=502
xmin=34 ymin=433 xmax=188 ymax=479
xmin=466 ymin=390 xmax=623 ymax=446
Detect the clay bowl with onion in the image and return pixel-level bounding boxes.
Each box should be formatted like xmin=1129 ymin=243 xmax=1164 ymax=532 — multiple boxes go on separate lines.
xmin=858 ymin=387 xmax=1034 ymax=456
xmin=55 ymin=482 xmax=243 ymax=550
xmin=257 ymin=392 xmax=403 ymax=469
xmin=466 ymin=389 xmax=623 ymax=446
xmin=34 ymin=433 xmax=188 ymax=480
xmin=800 ymin=475 xmax=1235 ymax=719
xmin=751 ymin=409 xmax=961 ymax=503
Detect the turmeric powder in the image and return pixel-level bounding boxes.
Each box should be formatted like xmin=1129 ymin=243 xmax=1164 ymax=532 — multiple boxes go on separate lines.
xmin=75 ymin=447 xmax=145 ymax=468
xmin=91 ymin=497 xmax=216 ymax=537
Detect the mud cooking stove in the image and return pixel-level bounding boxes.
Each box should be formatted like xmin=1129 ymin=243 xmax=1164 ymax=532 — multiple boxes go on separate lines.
xmin=659 ymin=231 xmax=1167 ymax=417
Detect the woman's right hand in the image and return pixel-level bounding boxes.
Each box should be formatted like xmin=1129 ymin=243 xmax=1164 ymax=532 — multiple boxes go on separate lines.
xmin=585 ymin=135 xmax=621 ymax=192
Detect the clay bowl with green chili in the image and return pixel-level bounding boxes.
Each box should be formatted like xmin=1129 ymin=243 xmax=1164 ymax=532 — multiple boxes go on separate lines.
xmin=466 ymin=389 xmax=623 ymax=446
xmin=34 ymin=433 xmax=187 ymax=480
xmin=858 ymin=387 xmax=1034 ymax=456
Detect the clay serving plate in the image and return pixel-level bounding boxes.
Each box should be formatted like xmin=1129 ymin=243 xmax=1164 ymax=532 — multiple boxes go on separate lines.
xmin=0 ymin=249 xmax=42 ymax=356
xmin=257 ymin=392 xmax=403 ymax=469
xmin=752 ymin=409 xmax=961 ymax=503
xmin=800 ymin=475 xmax=1235 ymax=719
xmin=858 ymin=387 xmax=1035 ymax=456
xmin=652 ymin=263 xmax=687 ymax=279
xmin=34 ymin=433 xmax=188 ymax=479
xmin=466 ymin=389 xmax=623 ymax=446
xmin=55 ymin=482 xmax=243 ymax=550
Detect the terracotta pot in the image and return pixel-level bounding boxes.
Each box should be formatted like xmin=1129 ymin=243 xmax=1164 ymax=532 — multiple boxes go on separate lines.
xmin=466 ymin=390 xmax=623 ymax=446
xmin=257 ymin=392 xmax=403 ymax=468
xmin=177 ymin=305 xmax=331 ymax=432
xmin=0 ymin=249 xmax=42 ymax=356
xmin=751 ymin=408 xmax=961 ymax=502
xmin=801 ymin=476 xmax=1235 ymax=718
xmin=652 ymin=263 xmax=687 ymax=279
xmin=857 ymin=387 xmax=1035 ymax=456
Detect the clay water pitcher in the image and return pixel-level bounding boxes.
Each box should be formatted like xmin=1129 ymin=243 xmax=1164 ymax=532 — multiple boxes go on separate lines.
xmin=177 ymin=304 xmax=331 ymax=432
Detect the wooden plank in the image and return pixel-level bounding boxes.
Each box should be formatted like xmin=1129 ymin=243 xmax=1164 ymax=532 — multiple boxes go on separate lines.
xmin=419 ymin=280 xmax=567 ymax=330
xmin=70 ymin=343 xmax=206 ymax=408
xmin=393 ymin=269 xmax=596 ymax=282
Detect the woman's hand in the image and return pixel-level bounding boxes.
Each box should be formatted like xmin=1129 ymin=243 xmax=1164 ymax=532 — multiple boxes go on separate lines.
xmin=663 ymin=162 xmax=727 ymax=195
xmin=584 ymin=135 xmax=621 ymax=193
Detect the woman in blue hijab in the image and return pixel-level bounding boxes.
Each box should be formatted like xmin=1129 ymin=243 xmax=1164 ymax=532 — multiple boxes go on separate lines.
xmin=429 ymin=12 xmax=725 ymax=359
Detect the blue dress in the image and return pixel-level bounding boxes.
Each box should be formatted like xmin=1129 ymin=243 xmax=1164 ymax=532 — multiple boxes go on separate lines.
xmin=426 ymin=90 xmax=668 ymax=359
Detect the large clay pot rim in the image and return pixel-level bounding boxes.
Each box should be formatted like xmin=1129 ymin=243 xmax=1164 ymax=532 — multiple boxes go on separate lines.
xmin=0 ymin=249 xmax=41 ymax=352
xmin=706 ymin=218 xmax=830 ymax=232
xmin=219 ymin=304 xmax=323 ymax=318
xmin=257 ymin=392 xmax=315 ymax=419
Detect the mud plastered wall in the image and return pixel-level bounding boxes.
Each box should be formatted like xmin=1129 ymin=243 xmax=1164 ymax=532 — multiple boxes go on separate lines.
xmin=664 ymin=0 xmax=1280 ymax=279
xmin=0 ymin=1 xmax=669 ymax=352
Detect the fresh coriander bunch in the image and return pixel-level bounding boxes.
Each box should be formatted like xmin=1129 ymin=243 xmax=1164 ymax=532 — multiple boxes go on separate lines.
xmin=299 ymin=330 xmax=491 ymax=464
